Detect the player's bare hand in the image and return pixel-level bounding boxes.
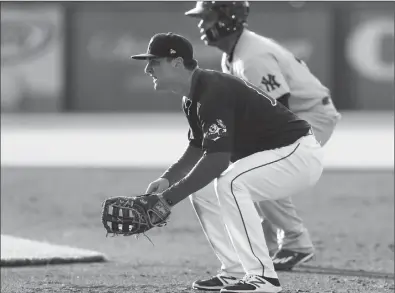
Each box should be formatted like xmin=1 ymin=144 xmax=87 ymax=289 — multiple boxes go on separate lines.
xmin=146 ymin=178 xmax=170 ymax=193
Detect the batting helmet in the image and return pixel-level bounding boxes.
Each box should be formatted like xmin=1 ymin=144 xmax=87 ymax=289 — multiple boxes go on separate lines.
xmin=185 ymin=1 xmax=250 ymax=44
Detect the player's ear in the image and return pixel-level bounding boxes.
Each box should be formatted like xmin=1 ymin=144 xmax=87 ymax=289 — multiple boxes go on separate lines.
xmin=171 ymin=57 xmax=185 ymax=69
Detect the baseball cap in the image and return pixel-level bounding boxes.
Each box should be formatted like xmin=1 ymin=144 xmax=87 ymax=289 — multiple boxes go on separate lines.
xmin=131 ymin=32 xmax=194 ymax=61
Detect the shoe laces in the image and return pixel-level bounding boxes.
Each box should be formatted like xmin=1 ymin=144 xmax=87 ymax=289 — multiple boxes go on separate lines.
xmin=240 ymin=274 xmax=255 ymax=283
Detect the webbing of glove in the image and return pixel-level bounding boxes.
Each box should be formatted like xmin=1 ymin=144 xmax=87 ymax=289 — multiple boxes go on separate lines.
xmin=101 ymin=196 xmax=150 ymax=236
xmin=101 ymin=195 xmax=171 ymax=237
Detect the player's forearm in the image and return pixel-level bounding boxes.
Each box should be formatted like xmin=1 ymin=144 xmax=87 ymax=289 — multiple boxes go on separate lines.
xmin=161 ymin=152 xmax=230 ymax=206
xmin=161 ymin=144 xmax=203 ymax=186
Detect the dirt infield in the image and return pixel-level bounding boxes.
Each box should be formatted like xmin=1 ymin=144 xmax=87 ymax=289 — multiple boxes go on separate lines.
xmin=1 ymin=167 xmax=394 ymax=292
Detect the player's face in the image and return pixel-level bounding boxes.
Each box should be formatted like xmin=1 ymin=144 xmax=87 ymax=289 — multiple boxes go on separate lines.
xmin=144 ymin=58 xmax=178 ymax=91
xmin=197 ymin=11 xmax=219 ymax=46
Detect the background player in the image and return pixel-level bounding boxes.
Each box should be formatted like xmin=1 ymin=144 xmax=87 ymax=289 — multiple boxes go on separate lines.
xmin=133 ymin=32 xmax=324 ymax=292
xmin=185 ymin=1 xmax=342 ymax=271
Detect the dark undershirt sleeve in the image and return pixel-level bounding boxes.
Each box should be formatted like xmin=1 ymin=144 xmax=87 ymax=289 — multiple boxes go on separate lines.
xmin=160 ymin=144 xmax=203 ymax=186
xmin=161 ymin=152 xmax=230 ymax=206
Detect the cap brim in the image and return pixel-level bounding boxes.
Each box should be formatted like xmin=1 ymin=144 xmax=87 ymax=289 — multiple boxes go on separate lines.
xmin=130 ymin=53 xmax=159 ymax=60
xmin=185 ymin=7 xmax=206 ymax=17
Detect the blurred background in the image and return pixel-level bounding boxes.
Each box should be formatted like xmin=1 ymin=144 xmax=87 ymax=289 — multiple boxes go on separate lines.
xmin=0 ymin=1 xmax=394 ymax=169
xmin=1 ymin=1 xmax=394 ymax=113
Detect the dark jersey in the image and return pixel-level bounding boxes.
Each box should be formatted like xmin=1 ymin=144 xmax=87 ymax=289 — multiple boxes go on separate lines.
xmin=182 ymin=68 xmax=311 ymax=162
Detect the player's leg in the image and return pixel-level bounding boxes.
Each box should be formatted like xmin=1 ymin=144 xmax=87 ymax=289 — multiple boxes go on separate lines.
xmin=257 ymin=197 xmax=316 ymax=271
xmin=215 ymin=173 xmax=282 ymax=293
xmin=190 ymin=182 xmax=244 ymax=291
xmin=216 ymin=134 xmax=323 ymax=292
xmin=256 ymin=199 xmax=313 ymax=256
xmin=259 ymin=104 xmax=340 ymax=269
xmin=257 ymin=197 xmax=314 ymax=254
xmin=255 ymin=202 xmax=279 ymax=256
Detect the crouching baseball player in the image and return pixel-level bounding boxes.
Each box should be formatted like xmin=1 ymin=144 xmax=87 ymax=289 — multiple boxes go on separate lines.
xmin=185 ymin=1 xmax=342 ymax=271
xmin=129 ymin=32 xmax=324 ymax=293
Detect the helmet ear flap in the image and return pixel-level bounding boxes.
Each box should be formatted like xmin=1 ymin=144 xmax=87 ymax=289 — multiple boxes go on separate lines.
xmin=217 ymin=3 xmax=248 ymax=28
xmin=194 ymin=1 xmax=249 ymax=44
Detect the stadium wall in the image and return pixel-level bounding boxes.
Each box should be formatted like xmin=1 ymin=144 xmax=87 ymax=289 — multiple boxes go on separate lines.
xmin=1 ymin=2 xmax=394 ymax=113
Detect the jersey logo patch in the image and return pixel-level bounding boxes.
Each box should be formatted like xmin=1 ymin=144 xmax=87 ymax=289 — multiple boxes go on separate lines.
xmin=183 ymin=97 xmax=192 ymax=115
xmin=261 ymin=74 xmax=280 ymax=92
xmin=205 ymin=119 xmax=227 ymax=142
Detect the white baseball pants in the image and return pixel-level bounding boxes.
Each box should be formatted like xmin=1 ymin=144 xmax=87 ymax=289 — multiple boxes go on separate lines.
xmin=190 ymin=134 xmax=324 ymax=278
xmin=258 ymin=101 xmax=341 ymax=254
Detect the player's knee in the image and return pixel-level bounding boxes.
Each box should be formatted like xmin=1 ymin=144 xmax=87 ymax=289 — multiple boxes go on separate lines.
xmin=189 ymin=191 xmax=207 ymax=205
xmin=214 ymin=175 xmax=230 ymax=194
xmin=190 ymin=184 xmax=218 ymax=206
xmin=215 ymin=173 xmax=244 ymax=198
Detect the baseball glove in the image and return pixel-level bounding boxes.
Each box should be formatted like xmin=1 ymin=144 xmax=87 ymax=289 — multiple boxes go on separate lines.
xmin=101 ymin=194 xmax=171 ymax=237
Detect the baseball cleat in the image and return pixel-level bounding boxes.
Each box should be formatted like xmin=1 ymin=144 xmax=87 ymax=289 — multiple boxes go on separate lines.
xmin=271 ymin=249 xmax=314 ymax=271
xmin=220 ymin=275 xmax=282 ymax=293
xmin=192 ymin=273 xmax=239 ymax=291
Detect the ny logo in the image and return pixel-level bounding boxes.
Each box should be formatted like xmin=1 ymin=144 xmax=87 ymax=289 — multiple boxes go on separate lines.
xmin=261 ymin=74 xmax=280 ymax=92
